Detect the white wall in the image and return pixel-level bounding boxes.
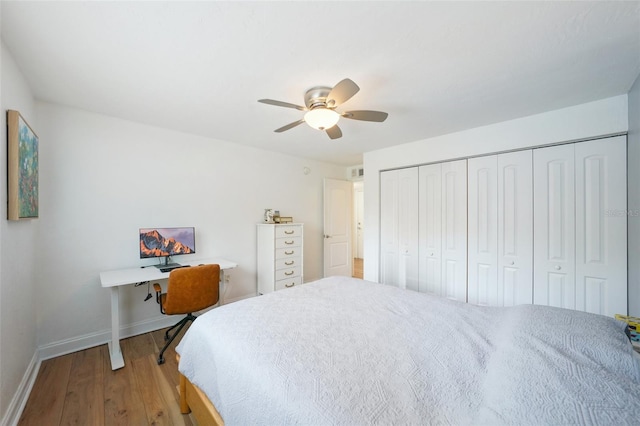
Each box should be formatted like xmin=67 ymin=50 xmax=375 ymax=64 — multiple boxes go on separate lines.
xmin=33 ymin=102 xmax=346 ymax=354
xmin=0 ymin=41 xmax=39 ymax=425
xmin=628 ymin=74 xmax=640 ymax=317
xmin=363 ymin=95 xmax=631 ymax=307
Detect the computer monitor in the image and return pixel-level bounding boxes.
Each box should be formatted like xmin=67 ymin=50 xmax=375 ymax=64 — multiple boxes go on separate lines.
xmin=139 ymin=227 xmax=196 ymax=267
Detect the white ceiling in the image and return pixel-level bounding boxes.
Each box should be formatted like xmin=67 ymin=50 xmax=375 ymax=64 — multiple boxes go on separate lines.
xmin=2 ymin=1 xmax=639 ymax=166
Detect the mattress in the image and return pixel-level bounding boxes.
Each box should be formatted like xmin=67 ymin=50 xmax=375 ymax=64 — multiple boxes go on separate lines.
xmin=177 ymin=276 xmax=640 ymax=425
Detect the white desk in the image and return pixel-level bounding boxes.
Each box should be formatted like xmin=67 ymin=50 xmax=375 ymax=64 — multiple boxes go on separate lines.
xmin=100 ymin=257 xmax=237 ymax=370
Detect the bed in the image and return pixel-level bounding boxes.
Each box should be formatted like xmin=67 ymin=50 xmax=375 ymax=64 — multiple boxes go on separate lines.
xmin=176 ymin=276 xmax=640 ymax=425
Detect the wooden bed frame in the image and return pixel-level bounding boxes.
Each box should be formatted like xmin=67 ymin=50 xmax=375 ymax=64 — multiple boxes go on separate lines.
xmin=177 ymin=355 xmax=224 ymax=425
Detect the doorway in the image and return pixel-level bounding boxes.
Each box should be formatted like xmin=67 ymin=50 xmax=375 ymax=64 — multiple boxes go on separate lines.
xmin=353 ymin=181 xmax=364 ymax=278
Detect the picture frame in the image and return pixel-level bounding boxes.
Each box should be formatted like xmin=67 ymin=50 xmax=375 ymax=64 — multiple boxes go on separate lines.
xmin=7 ymin=110 xmax=39 ymax=220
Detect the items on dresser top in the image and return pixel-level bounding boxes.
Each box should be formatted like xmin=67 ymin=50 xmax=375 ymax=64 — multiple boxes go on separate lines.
xmin=257 ymin=223 xmax=304 ymax=294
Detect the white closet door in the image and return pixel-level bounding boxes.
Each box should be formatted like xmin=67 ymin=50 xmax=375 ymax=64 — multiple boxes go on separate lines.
xmin=441 ymin=160 xmax=467 ymax=302
xmin=418 ymin=163 xmax=442 ymax=294
xmin=498 ymin=150 xmax=533 ymax=306
xmin=467 ymin=155 xmax=498 ymax=305
xmin=398 ymin=168 xmax=420 ymax=291
xmin=533 ymin=144 xmax=576 ymax=309
xmin=575 ymin=136 xmax=627 ymax=316
xmin=380 ymin=170 xmax=399 ymax=286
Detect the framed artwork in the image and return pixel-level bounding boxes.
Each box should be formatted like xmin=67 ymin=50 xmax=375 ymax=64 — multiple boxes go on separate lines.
xmin=7 ymin=110 xmax=39 ymax=220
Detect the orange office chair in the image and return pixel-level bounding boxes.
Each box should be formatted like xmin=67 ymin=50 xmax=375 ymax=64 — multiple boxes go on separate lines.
xmin=153 ymin=264 xmax=220 ymax=364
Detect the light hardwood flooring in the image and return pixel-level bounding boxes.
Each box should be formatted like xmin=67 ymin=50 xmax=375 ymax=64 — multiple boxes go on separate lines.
xmin=353 ymin=258 xmax=363 ymax=279
xmin=19 ymin=325 xmax=195 ymax=426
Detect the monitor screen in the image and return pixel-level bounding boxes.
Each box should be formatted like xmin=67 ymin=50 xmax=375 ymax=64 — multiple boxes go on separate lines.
xmin=139 ymin=227 xmax=196 ymax=259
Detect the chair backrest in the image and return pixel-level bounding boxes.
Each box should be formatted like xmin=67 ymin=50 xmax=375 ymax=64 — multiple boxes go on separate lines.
xmin=163 ymin=264 xmax=220 ymax=314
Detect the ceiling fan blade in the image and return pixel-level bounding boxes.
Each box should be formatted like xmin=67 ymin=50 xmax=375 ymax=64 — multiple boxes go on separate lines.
xmin=342 ymin=110 xmax=389 ymax=122
xmin=325 ymin=125 xmax=342 ymax=140
xmin=258 ymin=99 xmax=306 ymax=111
xmin=274 ymin=119 xmax=305 ymax=133
xmin=326 ymin=79 xmax=360 ymax=107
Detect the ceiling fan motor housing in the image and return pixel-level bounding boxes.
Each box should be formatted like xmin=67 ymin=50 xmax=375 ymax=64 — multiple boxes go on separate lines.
xmin=304 ymin=86 xmax=333 ymax=110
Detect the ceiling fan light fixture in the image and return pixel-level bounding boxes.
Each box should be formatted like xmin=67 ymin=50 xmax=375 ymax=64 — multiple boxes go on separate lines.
xmin=304 ymin=108 xmax=340 ymax=130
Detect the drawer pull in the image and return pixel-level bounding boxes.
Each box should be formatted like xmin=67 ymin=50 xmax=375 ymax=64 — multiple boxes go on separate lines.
xmin=285 ymin=283 xmax=295 ymax=288
xmin=285 ymin=271 xmax=294 ymax=276
xmin=285 ymin=240 xmax=294 ymax=245
xmin=284 ymin=230 xmax=294 ymax=234
xmin=285 ymin=261 xmax=294 ymax=265
xmin=285 ymin=250 xmax=294 ymax=255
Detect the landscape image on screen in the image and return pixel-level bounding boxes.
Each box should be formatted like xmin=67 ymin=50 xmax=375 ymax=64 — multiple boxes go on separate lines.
xmin=139 ymin=227 xmax=195 ymax=258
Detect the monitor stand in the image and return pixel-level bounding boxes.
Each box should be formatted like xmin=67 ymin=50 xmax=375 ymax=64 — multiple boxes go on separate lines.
xmin=154 ymin=257 xmax=181 ymax=269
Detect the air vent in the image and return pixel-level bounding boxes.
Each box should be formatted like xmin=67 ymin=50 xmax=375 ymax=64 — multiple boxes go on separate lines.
xmin=349 ymin=166 xmax=364 ymax=180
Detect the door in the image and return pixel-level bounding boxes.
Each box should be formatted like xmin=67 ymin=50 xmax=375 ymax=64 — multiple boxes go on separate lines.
xmin=574 ymin=136 xmax=627 ymax=316
xmin=441 ymin=160 xmax=467 ymax=302
xmin=418 ymin=163 xmax=442 ymax=294
xmin=497 ymin=150 xmax=533 ymax=306
xmin=533 ymin=144 xmax=576 ymax=309
xmin=380 ymin=171 xmax=399 ymax=285
xmin=379 ymin=168 xmax=419 ymax=290
xmin=467 ymin=155 xmax=498 ymax=305
xmin=354 ymin=182 xmax=364 ymax=259
xmin=323 ymin=178 xmax=353 ymax=277
xmin=398 ymin=168 xmax=419 ymax=291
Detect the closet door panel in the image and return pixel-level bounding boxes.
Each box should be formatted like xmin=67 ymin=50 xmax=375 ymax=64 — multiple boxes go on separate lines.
xmin=468 ymin=155 xmax=498 ymax=305
xmin=533 ymin=144 xmax=576 ymax=309
xmin=418 ymin=163 xmax=442 ymax=295
xmin=441 ymin=160 xmax=467 ymax=302
xmin=575 ymin=136 xmax=627 ymax=316
xmin=380 ymin=170 xmax=399 ymax=286
xmin=498 ymin=150 xmax=533 ymax=306
xmin=398 ymin=168 xmax=420 ymax=292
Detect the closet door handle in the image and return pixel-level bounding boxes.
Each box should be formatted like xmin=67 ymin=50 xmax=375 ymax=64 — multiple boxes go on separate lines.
xmin=555 ymin=265 xmax=562 ymax=271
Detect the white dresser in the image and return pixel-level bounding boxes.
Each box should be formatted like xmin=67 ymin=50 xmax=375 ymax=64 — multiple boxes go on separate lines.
xmin=257 ymin=223 xmax=304 ymax=294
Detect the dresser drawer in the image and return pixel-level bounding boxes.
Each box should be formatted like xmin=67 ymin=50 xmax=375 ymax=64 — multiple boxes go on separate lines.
xmin=275 ymin=247 xmax=301 ymax=259
xmin=275 ymin=225 xmax=302 ymax=238
xmin=276 ymin=257 xmax=301 ymax=270
xmin=275 ymin=276 xmax=302 ymax=291
xmin=275 ymin=236 xmax=301 ymax=249
xmin=275 ymin=266 xmax=301 ymax=281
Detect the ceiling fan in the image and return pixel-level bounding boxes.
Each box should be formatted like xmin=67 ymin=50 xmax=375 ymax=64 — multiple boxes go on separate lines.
xmin=258 ymin=78 xmax=388 ymax=140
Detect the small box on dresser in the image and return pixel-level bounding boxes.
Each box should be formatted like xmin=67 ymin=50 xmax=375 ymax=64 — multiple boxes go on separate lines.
xmin=257 ymin=223 xmax=304 ymax=294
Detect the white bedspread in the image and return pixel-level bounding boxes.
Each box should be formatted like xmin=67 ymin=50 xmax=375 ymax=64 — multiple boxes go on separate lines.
xmin=177 ymin=276 xmax=640 ymax=425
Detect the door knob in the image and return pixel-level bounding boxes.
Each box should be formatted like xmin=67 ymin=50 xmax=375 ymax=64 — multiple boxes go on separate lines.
xmin=555 ymin=265 xmax=561 ymax=270
xmin=510 ymin=261 xmax=515 ymax=266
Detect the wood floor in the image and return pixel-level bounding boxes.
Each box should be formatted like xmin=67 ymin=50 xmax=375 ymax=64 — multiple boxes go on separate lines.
xmin=353 ymin=258 xmax=363 ymax=279
xmin=19 ymin=325 xmax=196 ymax=426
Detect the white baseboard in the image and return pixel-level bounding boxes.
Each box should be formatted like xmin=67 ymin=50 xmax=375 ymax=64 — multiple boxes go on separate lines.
xmin=1 ymin=352 xmax=39 ymax=426
xmin=38 ymin=315 xmax=179 ymax=361
xmin=37 ymin=294 xmax=256 ymax=361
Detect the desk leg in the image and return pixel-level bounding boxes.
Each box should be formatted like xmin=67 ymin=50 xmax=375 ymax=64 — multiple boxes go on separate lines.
xmin=219 ymin=270 xmax=226 ymax=305
xmin=108 ymin=286 xmax=125 ymax=370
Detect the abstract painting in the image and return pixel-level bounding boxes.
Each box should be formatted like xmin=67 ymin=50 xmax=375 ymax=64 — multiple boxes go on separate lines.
xmin=7 ymin=110 xmax=39 ymax=220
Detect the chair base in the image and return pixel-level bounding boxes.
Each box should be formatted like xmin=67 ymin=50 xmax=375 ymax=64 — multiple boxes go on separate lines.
xmin=157 ymin=313 xmax=197 ymax=365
